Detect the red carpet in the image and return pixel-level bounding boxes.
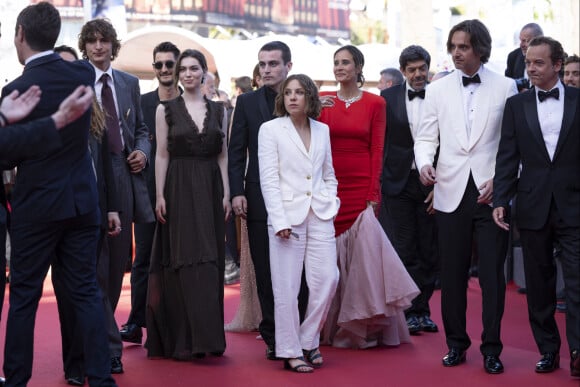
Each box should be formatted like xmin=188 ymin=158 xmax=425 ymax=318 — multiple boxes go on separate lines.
xmin=0 ymin=275 xmax=574 ymax=387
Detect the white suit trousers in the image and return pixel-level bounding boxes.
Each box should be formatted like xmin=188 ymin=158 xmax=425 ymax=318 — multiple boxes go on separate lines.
xmin=269 ymin=209 xmax=339 ymax=359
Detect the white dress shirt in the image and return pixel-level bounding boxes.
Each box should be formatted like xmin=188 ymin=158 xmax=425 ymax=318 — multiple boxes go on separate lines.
xmin=536 ymin=80 xmax=565 ymax=160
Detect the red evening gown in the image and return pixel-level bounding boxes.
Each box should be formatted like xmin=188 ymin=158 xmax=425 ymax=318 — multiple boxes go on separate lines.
xmin=318 ymin=91 xmax=419 ymax=348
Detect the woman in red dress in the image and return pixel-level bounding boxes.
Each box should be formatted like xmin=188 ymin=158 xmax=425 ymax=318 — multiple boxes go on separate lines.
xmin=319 ymin=45 xmax=419 ymax=349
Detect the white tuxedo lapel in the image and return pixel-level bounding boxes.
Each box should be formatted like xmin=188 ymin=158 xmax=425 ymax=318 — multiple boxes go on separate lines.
xmin=449 ymin=71 xmax=470 ymax=151
xmin=468 ymin=71 xmax=493 ymax=150
xmin=283 ymin=116 xmax=311 ymax=159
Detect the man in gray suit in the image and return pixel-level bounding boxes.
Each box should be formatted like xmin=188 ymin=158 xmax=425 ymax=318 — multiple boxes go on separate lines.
xmin=78 ymin=18 xmax=154 ymax=374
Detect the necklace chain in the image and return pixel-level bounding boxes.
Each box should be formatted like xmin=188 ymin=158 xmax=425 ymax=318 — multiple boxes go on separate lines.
xmin=337 ymin=91 xmax=362 ymax=108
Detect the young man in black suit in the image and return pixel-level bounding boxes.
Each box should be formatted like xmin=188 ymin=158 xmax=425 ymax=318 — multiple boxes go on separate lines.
xmin=120 ymin=41 xmax=181 ymax=345
xmin=380 ymin=45 xmax=438 ymax=336
xmin=228 ymin=41 xmax=297 ymax=360
xmin=0 ymin=3 xmax=116 ymax=386
xmin=493 ymin=36 xmax=580 ymax=378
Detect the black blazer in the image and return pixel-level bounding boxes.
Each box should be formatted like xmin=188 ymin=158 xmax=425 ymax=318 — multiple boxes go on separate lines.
xmin=505 ymin=48 xmax=526 ymax=79
xmin=1 ymin=54 xmax=99 ymax=224
xmin=140 ymin=89 xmax=160 ymax=208
xmin=89 ymin=131 xmax=120 ymax=229
xmin=381 ymin=83 xmax=433 ymax=197
xmin=228 ymin=87 xmax=275 ymax=221
xmin=494 ymin=86 xmax=580 ymax=230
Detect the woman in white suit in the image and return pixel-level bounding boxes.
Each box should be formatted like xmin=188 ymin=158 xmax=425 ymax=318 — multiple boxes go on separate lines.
xmin=258 ymin=74 xmax=340 ymax=373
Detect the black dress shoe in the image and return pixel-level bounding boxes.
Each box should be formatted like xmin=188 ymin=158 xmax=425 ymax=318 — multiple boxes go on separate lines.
xmin=120 ymin=323 xmax=143 ymax=344
xmin=571 ymin=350 xmax=580 ymax=377
xmin=442 ymin=348 xmax=466 ymax=367
xmin=111 ymin=357 xmax=124 ymax=374
xmin=266 ymin=345 xmax=281 ymax=361
xmin=406 ymin=316 xmax=422 ymax=335
xmin=535 ymin=353 xmax=559 ymax=373
xmin=0 ymin=376 xmax=5 ymax=387
xmin=419 ymin=316 xmax=439 ymax=332
xmin=66 ymin=375 xmax=85 ymax=386
xmin=483 ymin=355 xmax=504 ymax=374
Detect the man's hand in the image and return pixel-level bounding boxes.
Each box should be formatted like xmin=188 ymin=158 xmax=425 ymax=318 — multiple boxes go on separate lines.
xmin=232 ymin=195 xmax=248 ymax=219
xmin=477 ymin=179 xmax=493 ymax=204
xmin=492 ymin=207 xmax=509 ymax=231
xmin=127 ymin=150 xmax=146 ymax=173
xmin=0 ymin=86 xmax=42 ymax=124
xmin=419 ymin=165 xmax=437 ymax=186
xmin=107 ymin=212 xmax=122 ymax=236
xmin=51 ymin=85 xmax=94 ymax=129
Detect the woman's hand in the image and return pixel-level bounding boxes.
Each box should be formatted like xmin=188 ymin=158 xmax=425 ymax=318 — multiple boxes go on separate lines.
xmin=276 ymin=229 xmax=292 ymax=239
xmin=155 ymin=197 xmax=167 ymax=224
xmin=223 ymin=197 xmax=232 ymax=221
xmin=320 ymin=95 xmax=336 ymax=108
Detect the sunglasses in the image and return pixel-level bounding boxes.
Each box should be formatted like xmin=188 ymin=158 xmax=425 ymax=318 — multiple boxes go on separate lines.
xmin=153 ymin=60 xmax=175 ymax=70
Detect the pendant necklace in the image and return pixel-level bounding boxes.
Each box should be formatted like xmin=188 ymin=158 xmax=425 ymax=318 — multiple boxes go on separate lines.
xmin=337 ymin=90 xmax=362 ymax=108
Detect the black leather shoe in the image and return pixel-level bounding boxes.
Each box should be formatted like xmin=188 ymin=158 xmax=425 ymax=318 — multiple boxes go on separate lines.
xmin=419 ymin=316 xmax=439 ymax=332
xmin=111 ymin=357 xmax=124 ymax=374
xmin=66 ymin=375 xmax=84 ymax=386
xmin=483 ymin=355 xmax=504 ymax=374
xmin=120 ymin=323 xmax=143 ymax=344
xmin=406 ymin=316 xmax=422 ymax=335
xmin=442 ymin=348 xmax=466 ymax=367
xmin=571 ymin=350 xmax=580 ymax=377
xmin=0 ymin=376 xmax=5 ymax=387
xmin=266 ymin=345 xmax=281 ymax=361
xmin=535 ymin=353 xmax=559 ymax=373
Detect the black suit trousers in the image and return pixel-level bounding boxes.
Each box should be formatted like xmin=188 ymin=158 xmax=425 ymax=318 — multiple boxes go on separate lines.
xmin=383 ymin=171 xmax=437 ymax=317
xmin=436 ymin=175 xmax=508 ymax=356
xmin=129 ymin=221 xmax=156 ymax=327
xmin=4 ymin=211 xmax=115 ymax=386
xmin=520 ymin=201 xmax=580 ymax=354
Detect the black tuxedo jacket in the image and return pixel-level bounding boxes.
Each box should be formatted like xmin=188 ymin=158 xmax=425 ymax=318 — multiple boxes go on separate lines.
xmin=505 ymin=48 xmax=526 ymax=79
xmin=228 ymin=86 xmax=275 ymax=221
xmin=140 ymin=89 xmax=160 ymax=207
xmin=381 ymin=83 xmax=433 ymax=197
xmin=89 ymin=132 xmax=119 ymax=229
xmin=494 ymin=86 xmax=580 ymax=230
xmin=1 ymin=53 xmax=98 ymax=224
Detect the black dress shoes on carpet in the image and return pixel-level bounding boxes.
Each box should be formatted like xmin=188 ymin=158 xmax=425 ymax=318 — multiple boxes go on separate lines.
xmin=111 ymin=356 xmax=124 ymax=374
xmin=535 ymin=352 xmax=559 ymax=373
xmin=571 ymin=350 xmax=580 ymax=377
xmin=483 ymin=355 xmax=504 ymax=374
xmin=406 ymin=316 xmax=422 ymax=335
xmin=66 ymin=375 xmax=85 ymax=386
xmin=442 ymin=348 xmax=466 ymax=367
xmin=120 ymin=323 xmax=143 ymax=344
xmin=418 ymin=316 xmax=438 ymax=332
xmin=266 ymin=345 xmax=282 ymax=361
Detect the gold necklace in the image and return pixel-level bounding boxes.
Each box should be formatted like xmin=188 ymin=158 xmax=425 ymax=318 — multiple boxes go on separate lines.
xmin=337 ymin=90 xmax=362 ymax=108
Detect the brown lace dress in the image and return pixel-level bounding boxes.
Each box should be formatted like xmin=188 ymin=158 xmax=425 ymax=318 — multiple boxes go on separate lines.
xmin=146 ymin=96 xmax=226 ymax=359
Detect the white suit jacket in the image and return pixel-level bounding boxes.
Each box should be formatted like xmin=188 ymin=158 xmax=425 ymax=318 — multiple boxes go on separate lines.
xmin=258 ymin=116 xmax=340 ymax=233
xmin=414 ymin=66 xmax=517 ymax=212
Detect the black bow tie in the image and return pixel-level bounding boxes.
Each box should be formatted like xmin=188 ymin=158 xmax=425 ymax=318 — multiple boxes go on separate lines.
xmin=538 ymin=88 xmax=559 ymax=102
xmin=462 ymin=74 xmax=481 ymax=86
xmin=408 ymin=89 xmax=425 ymax=100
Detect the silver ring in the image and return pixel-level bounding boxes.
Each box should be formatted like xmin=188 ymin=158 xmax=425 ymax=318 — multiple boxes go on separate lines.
xmin=116 ymin=227 xmax=122 ymax=231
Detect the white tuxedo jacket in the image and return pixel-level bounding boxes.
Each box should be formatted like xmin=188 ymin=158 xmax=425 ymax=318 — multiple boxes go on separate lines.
xmin=414 ymin=67 xmax=517 ymax=212
xmin=258 ymin=116 xmax=340 ymax=233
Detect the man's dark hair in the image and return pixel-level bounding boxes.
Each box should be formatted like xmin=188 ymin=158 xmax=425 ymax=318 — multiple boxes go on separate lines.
xmin=564 ymin=54 xmax=580 ymax=66
xmin=447 ymin=19 xmax=492 ymax=64
xmin=334 ymin=45 xmax=366 ymax=87
xmin=153 ymin=41 xmax=180 ymax=61
xmin=235 ymin=76 xmax=253 ymax=93
xmin=521 ymin=23 xmax=543 ymax=38
xmin=54 ymin=45 xmax=79 ymax=60
xmin=16 ymin=2 xmax=61 ymax=51
xmin=259 ymin=41 xmax=292 ymax=64
xmin=78 ymin=19 xmax=121 ymax=61
xmin=528 ymin=36 xmax=565 ymax=66
xmin=399 ymin=45 xmax=431 ymax=70
xmin=380 ymin=68 xmax=404 ymax=86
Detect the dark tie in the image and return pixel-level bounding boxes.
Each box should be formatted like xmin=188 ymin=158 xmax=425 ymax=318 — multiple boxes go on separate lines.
xmin=538 ymin=88 xmax=559 ymax=102
xmin=462 ymin=74 xmax=481 ymax=87
xmin=100 ymin=74 xmax=123 ymax=154
xmin=408 ymin=89 xmax=425 ymax=101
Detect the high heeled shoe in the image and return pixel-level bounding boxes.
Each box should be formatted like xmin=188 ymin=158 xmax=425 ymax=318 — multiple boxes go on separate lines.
xmin=302 ymin=348 xmax=323 ymax=368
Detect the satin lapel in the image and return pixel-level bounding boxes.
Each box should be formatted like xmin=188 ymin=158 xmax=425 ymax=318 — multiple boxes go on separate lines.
xmin=449 ymin=72 xmax=470 ymax=151
xmin=468 ymin=79 xmax=492 ymax=150
xmin=284 ymin=117 xmax=310 ymax=158
xmin=523 ymin=91 xmax=551 ymax=163
xmin=257 ymin=87 xmax=273 ymax=122
xmin=552 ymin=86 xmax=578 ymax=161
